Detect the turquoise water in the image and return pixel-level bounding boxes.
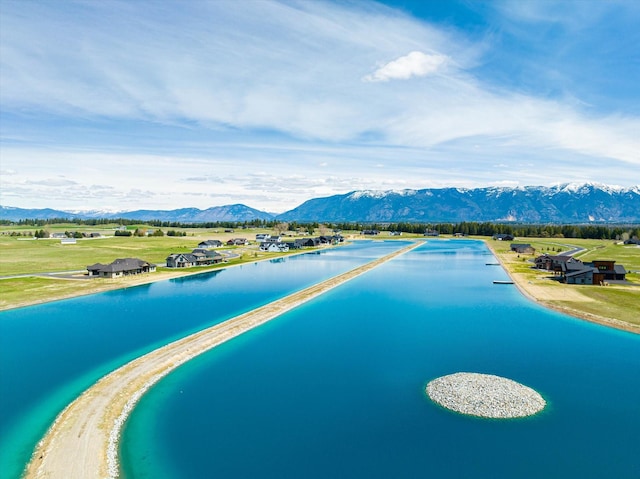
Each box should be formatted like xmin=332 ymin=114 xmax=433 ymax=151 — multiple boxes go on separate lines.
xmin=122 ymin=240 xmax=640 ymax=478
xmin=0 ymin=241 xmax=404 ymax=478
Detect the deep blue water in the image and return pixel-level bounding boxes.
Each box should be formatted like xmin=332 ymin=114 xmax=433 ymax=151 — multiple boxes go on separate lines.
xmin=121 ymin=240 xmax=640 ymax=479
xmin=0 ymin=240 xmax=404 ymax=478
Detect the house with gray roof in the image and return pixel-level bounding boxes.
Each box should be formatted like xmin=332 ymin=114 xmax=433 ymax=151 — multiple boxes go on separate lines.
xmin=87 ymin=258 xmax=156 ymax=278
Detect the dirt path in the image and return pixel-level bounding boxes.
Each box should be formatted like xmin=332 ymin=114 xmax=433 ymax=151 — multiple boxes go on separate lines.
xmin=24 ymin=242 xmax=422 ymax=479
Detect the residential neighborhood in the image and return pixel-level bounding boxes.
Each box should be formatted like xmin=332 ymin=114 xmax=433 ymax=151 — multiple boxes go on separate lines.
xmin=84 ymin=233 xmax=346 ymax=276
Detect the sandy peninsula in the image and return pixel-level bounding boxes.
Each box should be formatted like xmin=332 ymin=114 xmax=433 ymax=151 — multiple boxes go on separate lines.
xmin=24 ymin=242 xmax=421 ymax=479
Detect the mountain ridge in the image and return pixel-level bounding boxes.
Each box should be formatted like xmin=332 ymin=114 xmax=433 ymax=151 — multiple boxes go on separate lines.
xmin=2 ymin=183 xmax=639 ymax=223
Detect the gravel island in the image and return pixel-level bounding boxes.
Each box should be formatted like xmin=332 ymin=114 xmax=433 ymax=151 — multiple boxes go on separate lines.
xmin=426 ymin=372 xmax=546 ymax=418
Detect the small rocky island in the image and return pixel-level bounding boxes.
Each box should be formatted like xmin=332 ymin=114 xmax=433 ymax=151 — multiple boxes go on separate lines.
xmin=426 ymin=372 xmax=546 ymax=418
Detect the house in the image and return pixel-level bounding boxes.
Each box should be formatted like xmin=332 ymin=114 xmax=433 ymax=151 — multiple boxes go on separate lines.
xmin=510 ymin=243 xmax=536 ymax=254
xmin=424 ymin=229 xmax=439 ymax=237
xmin=318 ymin=235 xmax=338 ymax=245
xmin=50 ymin=233 xmax=67 ymax=239
xmin=255 ymin=233 xmax=271 ymax=242
xmin=294 ymin=237 xmax=321 ymax=248
xmin=624 ymin=238 xmax=640 ymax=245
xmin=535 ymin=254 xmax=576 ymax=273
xmin=389 ymin=231 xmax=403 ymax=236
xmin=590 ymin=260 xmax=626 ymax=281
xmin=362 ymin=230 xmax=380 ymax=235
xmin=323 ymin=234 xmax=344 ymax=244
xmin=198 ymin=240 xmax=223 ymax=249
xmin=259 ymin=241 xmax=290 ymax=253
xmin=87 ymin=258 xmax=156 ymax=278
xmin=166 ymin=253 xmax=197 ymax=268
xmin=166 ymin=249 xmax=223 ymax=268
xmin=493 ymin=234 xmax=514 ymax=241
xmin=564 ymin=266 xmax=599 ymax=285
xmin=557 ymin=259 xmax=625 ymax=284
xmin=226 ymin=238 xmax=249 ymax=246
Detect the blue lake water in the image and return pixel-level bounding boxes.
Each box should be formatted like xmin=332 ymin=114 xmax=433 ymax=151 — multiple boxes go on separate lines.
xmin=0 ymin=240 xmax=404 ymax=478
xmin=120 ymin=240 xmax=640 ymax=479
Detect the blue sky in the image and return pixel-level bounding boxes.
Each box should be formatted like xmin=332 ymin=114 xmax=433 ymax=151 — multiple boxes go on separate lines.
xmin=1 ymin=0 xmax=638 ymax=213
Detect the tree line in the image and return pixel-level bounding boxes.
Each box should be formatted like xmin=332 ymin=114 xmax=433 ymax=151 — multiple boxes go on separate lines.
xmin=1 ymin=218 xmax=638 ymax=240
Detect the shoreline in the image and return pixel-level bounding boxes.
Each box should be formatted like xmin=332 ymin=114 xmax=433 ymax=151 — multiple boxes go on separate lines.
xmin=0 ymin=246 xmax=339 ymax=312
xmin=483 ymin=240 xmax=640 ymax=335
xmin=24 ymin=242 xmax=422 ymax=479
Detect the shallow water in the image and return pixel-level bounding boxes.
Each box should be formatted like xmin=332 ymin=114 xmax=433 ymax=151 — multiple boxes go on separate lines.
xmin=0 ymin=240 xmax=403 ymax=478
xmin=121 ymin=240 xmax=640 ymax=478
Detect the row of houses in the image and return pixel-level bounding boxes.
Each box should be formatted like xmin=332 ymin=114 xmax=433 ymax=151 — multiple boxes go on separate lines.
xmin=87 ymin=234 xmax=344 ymax=276
xmin=534 ymin=253 xmax=627 ymax=285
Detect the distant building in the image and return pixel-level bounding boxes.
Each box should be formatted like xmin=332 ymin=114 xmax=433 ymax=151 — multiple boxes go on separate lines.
xmin=198 ymin=240 xmax=223 ymax=248
xmin=510 ymin=243 xmax=535 ymax=254
xmin=226 ymin=238 xmax=249 ymax=246
xmin=493 ymin=234 xmax=514 ymax=241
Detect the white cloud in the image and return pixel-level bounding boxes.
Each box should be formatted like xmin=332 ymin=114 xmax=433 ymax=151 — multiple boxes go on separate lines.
xmin=363 ymin=51 xmax=449 ymax=82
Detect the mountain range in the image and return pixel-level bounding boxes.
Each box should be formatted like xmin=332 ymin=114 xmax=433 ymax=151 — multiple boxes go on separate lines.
xmin=2 ymin=183 xmax=639 ymax=224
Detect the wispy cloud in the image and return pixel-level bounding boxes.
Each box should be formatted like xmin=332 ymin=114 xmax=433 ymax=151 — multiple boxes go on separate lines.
xmin=363 ymin=51 xmax=449 ymax=82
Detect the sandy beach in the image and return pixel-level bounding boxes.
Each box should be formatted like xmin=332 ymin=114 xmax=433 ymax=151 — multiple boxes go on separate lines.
xmin=24 ymin=242 xmax=421 ymax=479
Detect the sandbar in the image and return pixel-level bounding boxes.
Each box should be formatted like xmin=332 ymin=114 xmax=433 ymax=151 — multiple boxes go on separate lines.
xmin=24 ymin=242 xmax=421 ymax=479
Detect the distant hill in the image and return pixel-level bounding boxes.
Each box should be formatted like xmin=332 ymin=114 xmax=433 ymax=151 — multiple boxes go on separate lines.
xmin=276 ymin=183 xmax=640 ymax=223
xmin=3 ymin=183 xmax=639 ymax=224
xmin=0 ymin=204 xmax=275 ymax=223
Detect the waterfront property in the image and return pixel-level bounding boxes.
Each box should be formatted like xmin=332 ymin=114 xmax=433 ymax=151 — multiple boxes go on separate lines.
xmin=166 ymin=249 xmax=223 ymax=268
xmin=86 ymin=258 xmax=156 ymax=278
xmin=533 ymin=254 xmax=627 ymax=285
xmin=259 ymin=241 xmax=290 ymax=253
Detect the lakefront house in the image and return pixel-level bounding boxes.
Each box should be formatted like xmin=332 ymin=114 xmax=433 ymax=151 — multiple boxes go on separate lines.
xmin=534 ymin=254 xmax=627 ymax=285
xmin=166 ymin=249 xmax=223 ymax=268
xmin=87 ymin=258 xmax=156 ymax=278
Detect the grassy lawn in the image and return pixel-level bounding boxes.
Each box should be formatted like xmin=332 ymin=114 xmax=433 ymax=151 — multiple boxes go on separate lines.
xmin=0 ymin=277 xmax=112 ymax=310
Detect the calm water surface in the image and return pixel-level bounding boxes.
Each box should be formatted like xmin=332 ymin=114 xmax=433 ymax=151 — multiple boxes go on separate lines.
xmin=121 ymin=240 xmax=640 ymax=479
xmin=0 ymin=241 xmax=403 ymax=478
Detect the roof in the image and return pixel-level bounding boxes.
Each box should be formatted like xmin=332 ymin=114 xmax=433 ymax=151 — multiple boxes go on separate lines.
xmin=565 ymin=267 xmax=598 ymax=278
xmin=88 ymin=258 xmax=154 ymax=273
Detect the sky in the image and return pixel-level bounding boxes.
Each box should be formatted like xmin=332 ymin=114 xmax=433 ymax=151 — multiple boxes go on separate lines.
xmin=1 ymin=0 xmax=639 ymax=213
